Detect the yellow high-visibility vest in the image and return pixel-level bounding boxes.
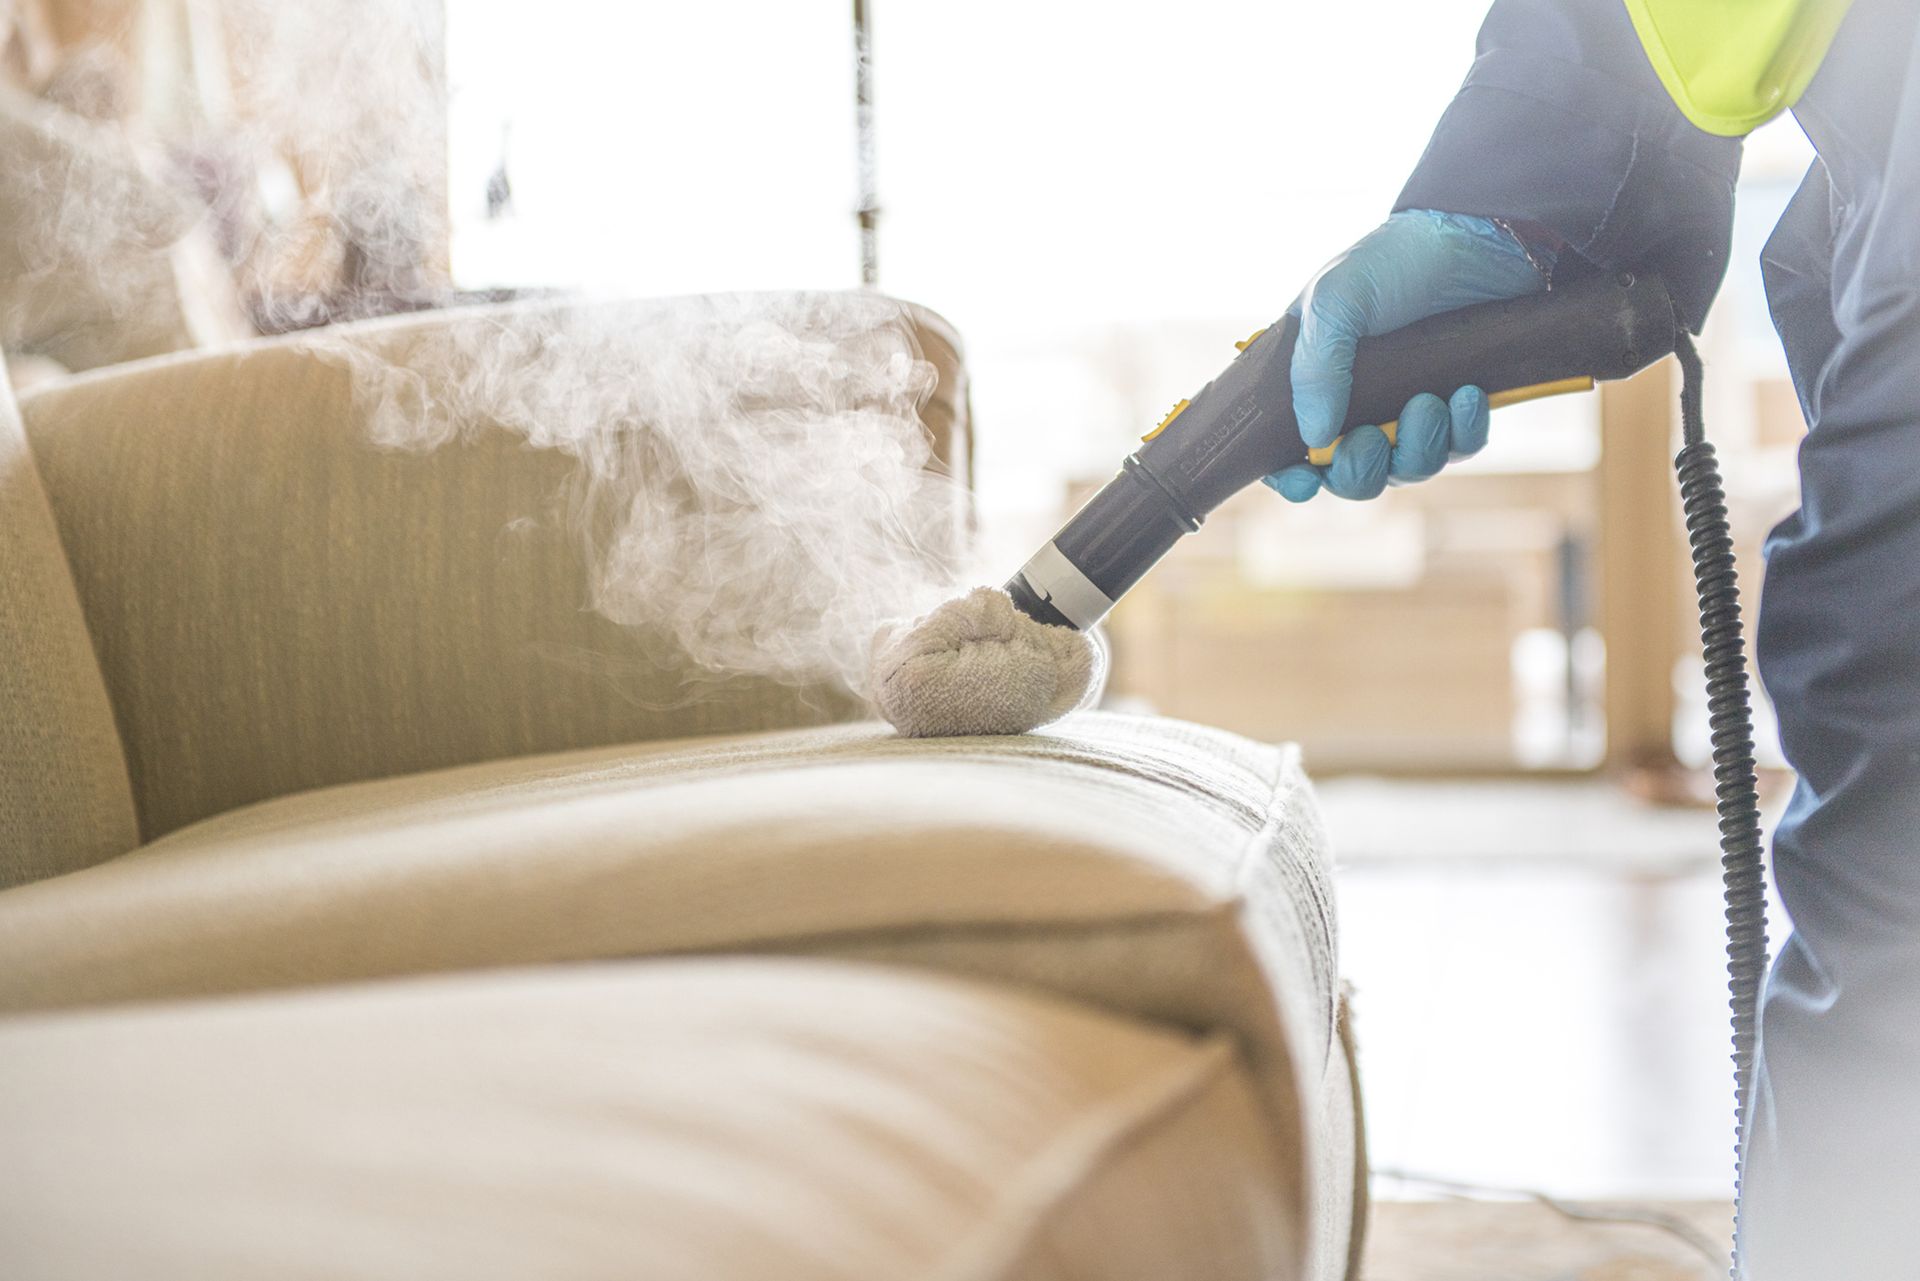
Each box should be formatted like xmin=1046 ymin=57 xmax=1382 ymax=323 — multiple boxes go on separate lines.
xmin=1622 ymin=0 xmax=1854 ymax=135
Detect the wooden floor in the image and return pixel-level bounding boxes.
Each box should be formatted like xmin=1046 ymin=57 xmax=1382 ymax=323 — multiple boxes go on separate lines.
xmin=1318 ymin=776 xmax=1785 ymax=1198
xmin=1314 ymin=778 xmax=1756 ymax=1277
xmin=1362 ymin=1199 xmax=1733 ymax=1281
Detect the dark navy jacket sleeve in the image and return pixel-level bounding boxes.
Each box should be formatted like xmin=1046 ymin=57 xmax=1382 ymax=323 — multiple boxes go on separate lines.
xmin=1395 ymin=0 xmax=1742 ymax=330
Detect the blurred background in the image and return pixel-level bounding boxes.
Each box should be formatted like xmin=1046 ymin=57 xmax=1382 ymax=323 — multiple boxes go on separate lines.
xmin=4 ymin=0 xmax=1809 ymax=1241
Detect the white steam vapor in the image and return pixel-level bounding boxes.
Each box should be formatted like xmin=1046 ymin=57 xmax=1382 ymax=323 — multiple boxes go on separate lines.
xmin=317 ymin=293 xmax=967 ymax=698
xmin=2 ymin=0 xmax=447 ymax=364
xmin=210 ymin=0 xmax=450 ymax=327
xmin=0 ymin=84 xmax=205 ymax=368
xmin=6 ymin=2 xmax=972 ymax=706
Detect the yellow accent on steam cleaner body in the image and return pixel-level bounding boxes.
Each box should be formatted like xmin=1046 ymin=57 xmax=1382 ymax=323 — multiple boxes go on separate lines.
xmin=1004 ymin=272 xmax=1675 ymax=632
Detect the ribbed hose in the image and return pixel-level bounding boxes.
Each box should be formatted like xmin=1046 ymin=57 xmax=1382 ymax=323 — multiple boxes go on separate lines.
xmin=1671 ymin=331 xmax=1769 ymax=1278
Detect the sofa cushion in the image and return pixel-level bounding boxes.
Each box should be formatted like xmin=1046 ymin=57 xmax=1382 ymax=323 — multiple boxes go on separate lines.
xmin=0 ymin=365 xmax=138 ymax=886
xmin=15 ymin=294 xmax=969 ymax=841
xmin=0 ymin=956 xmax=1300 ymax=1281
xmin=0 ymin=711 xmax=1354 ymax=1277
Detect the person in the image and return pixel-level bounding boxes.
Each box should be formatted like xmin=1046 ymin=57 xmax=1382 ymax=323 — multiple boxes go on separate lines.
xmin=1271 ymin=1 xmax=1918 ymax=1275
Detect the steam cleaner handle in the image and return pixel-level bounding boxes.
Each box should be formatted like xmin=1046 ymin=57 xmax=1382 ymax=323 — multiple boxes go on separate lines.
xmin=1149 ymin=269 xmax=1678 ymax=478
xmin=1008 ymin=271 xmax=1679 ymax=630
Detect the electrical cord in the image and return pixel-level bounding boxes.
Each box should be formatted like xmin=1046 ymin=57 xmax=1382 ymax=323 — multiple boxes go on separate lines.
xmin=1371 ymin=335 xmax=1769 ymax=1281
xmin=1670 ymin=329 xmax=1770 ymax=1279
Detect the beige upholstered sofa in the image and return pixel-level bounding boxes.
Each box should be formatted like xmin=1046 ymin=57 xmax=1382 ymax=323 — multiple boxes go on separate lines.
xmin=0 ymin=296 xmax=1363 ymax=1281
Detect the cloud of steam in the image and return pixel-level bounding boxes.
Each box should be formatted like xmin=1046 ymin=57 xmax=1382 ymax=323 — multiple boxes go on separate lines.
xmin=0 ymin=84 xmax=208 ymax=368
xmin=209 ymin=0 xmax=450 ymax=327
xmin=315 ymin=292 xmax=967 ymax=699
xmin=2 ymin=0 xmax=447 ymax=366
xmin=7 ymin=3 xmax=972 ymax=704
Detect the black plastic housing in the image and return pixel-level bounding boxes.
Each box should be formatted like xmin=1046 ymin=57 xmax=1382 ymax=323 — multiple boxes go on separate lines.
xmin=1008 ymin=271 xmax=1679 ymax=629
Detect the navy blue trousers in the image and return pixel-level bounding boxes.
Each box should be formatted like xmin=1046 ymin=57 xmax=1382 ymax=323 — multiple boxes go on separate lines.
xmin=1743 ymin=8 xmax=1920 ymax=1276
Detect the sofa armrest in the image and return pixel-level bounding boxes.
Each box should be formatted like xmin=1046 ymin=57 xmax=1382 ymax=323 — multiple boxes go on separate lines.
xmin=18 ymin=293 xmax=969 ymax=841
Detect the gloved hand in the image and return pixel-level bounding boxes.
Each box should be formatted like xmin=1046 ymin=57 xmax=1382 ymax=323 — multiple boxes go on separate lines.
xmin=1266 ymin=209 xmax=1548 ymax=503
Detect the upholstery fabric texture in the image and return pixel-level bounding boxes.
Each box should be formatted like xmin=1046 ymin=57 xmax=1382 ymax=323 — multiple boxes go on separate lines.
xmin=0 ymin=957 xmax=1299 ymax=1281
xmin=15 ymin=295 xmax=968 ymax=842
xmin=0 ymin=370 xmax=138 ymax=885
xmin=0 ymin=711 xmax=1354 ymax=1279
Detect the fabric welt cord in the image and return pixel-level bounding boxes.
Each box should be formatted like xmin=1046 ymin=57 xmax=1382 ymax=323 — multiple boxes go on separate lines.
xmin=870 ymin=588 xmax=1104 ymax=737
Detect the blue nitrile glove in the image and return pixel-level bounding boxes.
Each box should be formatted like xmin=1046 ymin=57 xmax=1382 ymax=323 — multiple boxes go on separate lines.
xmin=1265 ymin=209 xmax=1549 ymax=503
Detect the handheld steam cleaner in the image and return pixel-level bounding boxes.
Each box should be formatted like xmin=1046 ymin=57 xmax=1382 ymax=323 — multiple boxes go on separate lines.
xmin=1002 ymin=272 xmax=1770 ymax=1248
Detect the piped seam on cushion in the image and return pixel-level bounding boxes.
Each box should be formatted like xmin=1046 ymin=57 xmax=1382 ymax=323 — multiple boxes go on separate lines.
xmin=724 ymin=907 xmax=1255 ymax=968
xmin=931 ymin=1036 xmax=1290 ymax=1281
xmin=0 ymin=904 xmax=1264 ymax=1015
xmin=1230 ymin=742 xmax=1338 ymax=1065
xmin=124 ymin=717 xmax=1281 ymax=856
xmin=771 ymin=901 xmax=1320 ymax=1277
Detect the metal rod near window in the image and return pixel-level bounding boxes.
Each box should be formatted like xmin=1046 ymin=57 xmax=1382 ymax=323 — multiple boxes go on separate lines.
xmin=853 ymin=0 xmax=879 ymax=287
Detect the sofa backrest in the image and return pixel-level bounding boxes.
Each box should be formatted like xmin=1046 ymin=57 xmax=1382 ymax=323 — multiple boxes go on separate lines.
xmin=16 ymin=295 xmax=970 ymax=844
xmin=0 ymin=372 xmax=139 ymax=886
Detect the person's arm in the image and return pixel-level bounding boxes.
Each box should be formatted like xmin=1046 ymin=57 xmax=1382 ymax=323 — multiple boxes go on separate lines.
xmin=1274 ymin=0 xmax=1743 ymax=503
xmin=1396 ymin=0 xmax=1742 ymax=330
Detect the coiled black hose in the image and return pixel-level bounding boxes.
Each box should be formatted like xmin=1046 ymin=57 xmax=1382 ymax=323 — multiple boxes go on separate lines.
xmin=1671 ymin=330 xmax=1770 ymax=1278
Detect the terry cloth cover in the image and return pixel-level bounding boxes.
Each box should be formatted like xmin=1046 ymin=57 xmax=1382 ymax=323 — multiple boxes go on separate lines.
xmin=872 ymin=587 xmax=1103 ymax=737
